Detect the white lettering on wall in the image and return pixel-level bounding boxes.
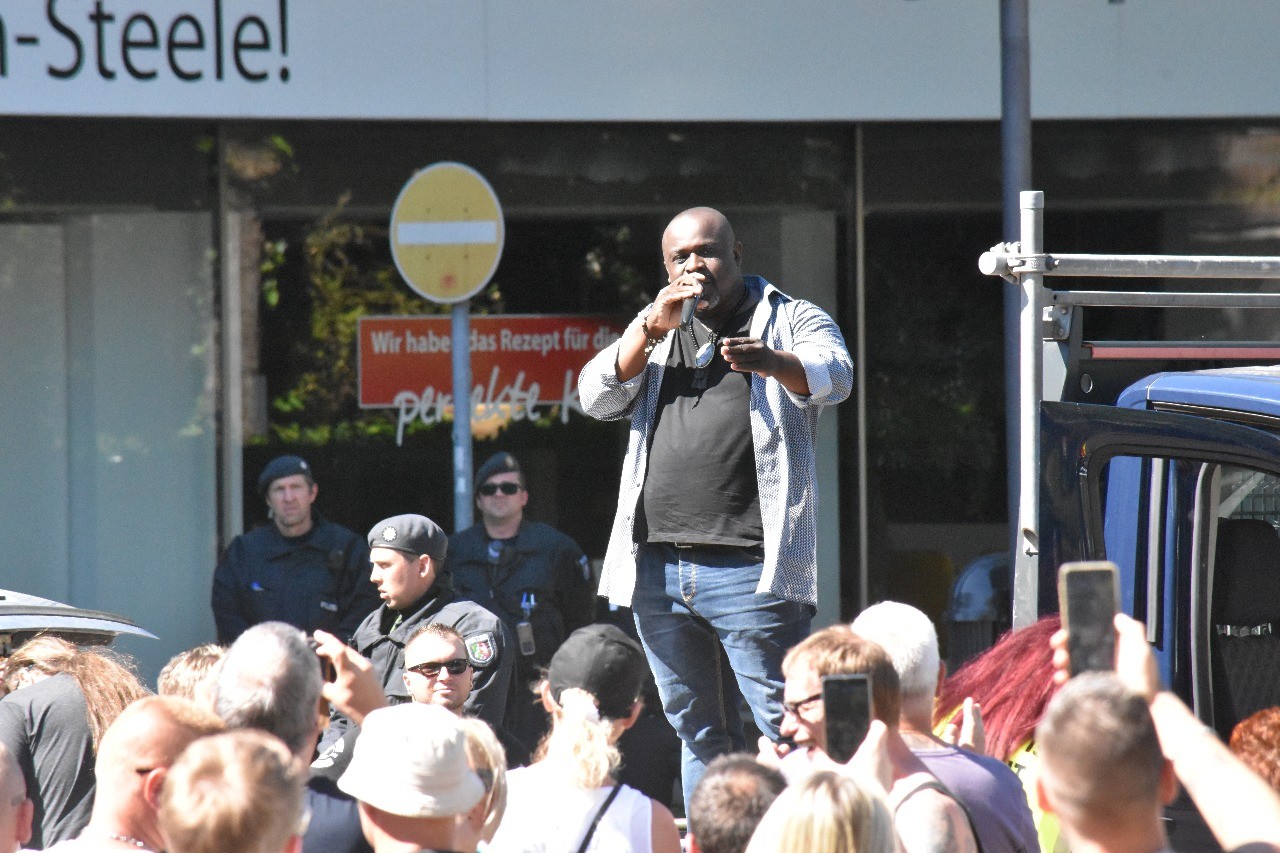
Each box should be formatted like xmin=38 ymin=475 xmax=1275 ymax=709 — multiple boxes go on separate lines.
xmin=392 ymin=366 xmax=587 ymax=446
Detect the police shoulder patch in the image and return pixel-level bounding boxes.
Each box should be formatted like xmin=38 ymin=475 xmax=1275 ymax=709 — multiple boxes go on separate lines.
xmin=465 ymin=631 xmax=498 ymax=667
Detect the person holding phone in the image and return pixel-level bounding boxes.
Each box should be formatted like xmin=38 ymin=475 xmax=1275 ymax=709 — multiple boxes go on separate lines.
xmin=761 ymin=625 xmax=978 ymax=853
xmin=853 ymin=601 xmax=1038 ymax=853
xmin=578 ymin=207 xmax=853 ymax=806
xmin=1044 ymin=613 xmax=1280 ymax=853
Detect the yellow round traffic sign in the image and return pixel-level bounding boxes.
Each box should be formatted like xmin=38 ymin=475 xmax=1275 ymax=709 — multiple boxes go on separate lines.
xmin=389 ymin=162 xmax=505 ymax=304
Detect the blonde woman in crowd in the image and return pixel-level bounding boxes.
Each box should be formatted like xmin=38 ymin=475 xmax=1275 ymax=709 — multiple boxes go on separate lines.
xmin=458 ymin=717 xmax=508 ymax=849
xmin=488 ymin=624 xmax=680 ymax=853
xmin=746 ymin=770 xmax=897 ymax=853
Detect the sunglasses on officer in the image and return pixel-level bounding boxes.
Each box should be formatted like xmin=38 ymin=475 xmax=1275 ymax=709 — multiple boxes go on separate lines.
xmin=478 ymin=481 xmax=522 ymax=496
xmin=406 ymin=657 xmax=471 ymax=678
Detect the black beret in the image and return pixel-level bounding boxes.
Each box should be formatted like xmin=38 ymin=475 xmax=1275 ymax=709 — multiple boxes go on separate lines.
xmin=368 ymin=514 xmax=448 ymax=562
xmin=475 ymin=452 xmax=522 ymax=488
xmin=258 ymin=455 xmax=313 ymax=495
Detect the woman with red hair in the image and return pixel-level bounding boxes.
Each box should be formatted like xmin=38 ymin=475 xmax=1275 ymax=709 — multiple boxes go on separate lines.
xmin=934 ymin=615 xmax=1064 ymax=853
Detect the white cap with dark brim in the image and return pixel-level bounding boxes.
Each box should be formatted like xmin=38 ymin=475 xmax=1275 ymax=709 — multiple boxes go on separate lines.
xmin=337 ymin=704 xmax=484 ymax=818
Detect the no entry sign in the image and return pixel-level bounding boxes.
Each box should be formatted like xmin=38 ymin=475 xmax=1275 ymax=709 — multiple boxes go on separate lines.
xmin=389 ymin=162 xmax=504 ymax=303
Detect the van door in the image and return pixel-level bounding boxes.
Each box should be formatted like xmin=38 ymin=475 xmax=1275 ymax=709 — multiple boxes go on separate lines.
xmin=1041 ymin=400 xmax=1280 ymax=851
xmin=1042 ymin=400 xmax=1280 ymax=697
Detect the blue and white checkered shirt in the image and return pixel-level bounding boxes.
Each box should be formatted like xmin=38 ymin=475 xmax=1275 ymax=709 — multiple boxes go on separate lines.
xmin=578 ymin=276 xmax=853 ymax=607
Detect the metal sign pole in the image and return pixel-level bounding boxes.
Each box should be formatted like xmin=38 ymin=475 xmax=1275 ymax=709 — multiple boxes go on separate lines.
xmin=388 ymin=162 xmax=504 ymax=534
xmin=1000 ymin=0 xmax=1033 ymax=629
xmin=452 ymin=301 xmax=473 ymax=533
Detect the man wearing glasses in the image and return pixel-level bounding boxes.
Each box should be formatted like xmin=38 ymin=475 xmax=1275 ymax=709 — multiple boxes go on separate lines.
xmin=399 ymin=621 xmax=530 ymax=764
xmin=402 ymin=623 xmax=474 ymax=714
xmin=767 ymin=625 xmax=978 ymax=853
xmin=448 ymin=452 xmax=596 ymax=755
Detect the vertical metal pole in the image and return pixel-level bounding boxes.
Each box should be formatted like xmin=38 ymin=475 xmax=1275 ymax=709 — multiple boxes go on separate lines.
xmin=1001 ymin=0 xmax=1032 ymax=242
xmin=1001 ymin=0 xmax=1034 ymax=627
xmin=1012 ymin=191 xmax=1043 ymax=629
xmin=854 ymin=125 xmax=869 ymax=614
xmin=451 ymin=302 xmax=474 ymax=533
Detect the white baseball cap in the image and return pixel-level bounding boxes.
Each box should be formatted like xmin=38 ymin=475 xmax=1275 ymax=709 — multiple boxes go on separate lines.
xmin=338 ymin=703 xmax=484 ymax=818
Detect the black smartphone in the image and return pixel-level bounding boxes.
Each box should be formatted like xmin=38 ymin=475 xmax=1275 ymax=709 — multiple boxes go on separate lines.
xmin=1059 ymin=560 xmax=1120 ymax=677
xmin=306 ymin=638 xmax=337 ymax=683
xmin=822 ymin=673 xmax=872 ymax=763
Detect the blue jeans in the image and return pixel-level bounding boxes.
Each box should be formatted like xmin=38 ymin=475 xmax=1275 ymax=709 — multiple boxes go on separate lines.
xmin=632 ymin=542 xmax=812 ymax=807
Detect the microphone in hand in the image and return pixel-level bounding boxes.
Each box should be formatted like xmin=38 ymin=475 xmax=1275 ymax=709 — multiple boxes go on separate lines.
xmin=681 ymin=293 xmax=697 ymax=325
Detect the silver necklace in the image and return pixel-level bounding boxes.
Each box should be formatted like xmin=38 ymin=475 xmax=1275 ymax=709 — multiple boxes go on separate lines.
xmin=105 ymin=833 xmax=152 ymax=851
xmin=687 ymin=288 xmax=749 ymax=389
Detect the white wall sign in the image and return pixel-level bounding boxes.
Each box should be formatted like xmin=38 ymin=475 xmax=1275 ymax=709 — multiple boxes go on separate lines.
xmin=1 ymin=1 xmax=1279 ymax=121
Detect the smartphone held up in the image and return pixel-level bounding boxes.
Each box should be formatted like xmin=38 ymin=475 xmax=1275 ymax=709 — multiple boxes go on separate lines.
xmin=306 ymin=637 xmax=337 ymax=683
xmin=822 ymin=673 xmax=873 ymax=764
xmin=1058 ymin=560 xmax=1120 ymax=677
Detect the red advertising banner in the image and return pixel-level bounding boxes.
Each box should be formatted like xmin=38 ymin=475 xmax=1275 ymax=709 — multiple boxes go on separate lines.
xmin=359 ymin=315 xmax=625 ymax=443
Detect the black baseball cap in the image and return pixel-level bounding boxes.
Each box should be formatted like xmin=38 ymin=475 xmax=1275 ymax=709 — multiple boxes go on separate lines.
xmin=548 ymin=624 xmax=647 ymax=720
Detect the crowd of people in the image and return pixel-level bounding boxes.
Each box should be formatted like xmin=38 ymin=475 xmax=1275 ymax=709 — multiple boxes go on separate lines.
xmin=5 ymin=599 xmax=1280 ymax=853
xmin=4 ymin=206 xmax=1280 ymax=852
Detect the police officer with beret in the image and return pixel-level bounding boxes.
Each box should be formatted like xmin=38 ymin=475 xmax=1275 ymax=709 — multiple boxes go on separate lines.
xmin=212 ymin=455 xmax=376 ymax=644
xmin=447 ymin=452 xmax=596 ymax=753
xmin=347 ymin=514 xmax=513 ymax=731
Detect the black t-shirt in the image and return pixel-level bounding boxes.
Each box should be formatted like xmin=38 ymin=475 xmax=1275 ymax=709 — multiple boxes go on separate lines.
xmin=639 ymin=307 xmax=763 ymax=547
xmin=0 ymin=672 xmax=95 ymax=849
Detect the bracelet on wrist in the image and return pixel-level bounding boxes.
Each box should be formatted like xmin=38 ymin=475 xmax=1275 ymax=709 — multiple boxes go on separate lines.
xmin=640 ymin=313 xmax=667 ymax=356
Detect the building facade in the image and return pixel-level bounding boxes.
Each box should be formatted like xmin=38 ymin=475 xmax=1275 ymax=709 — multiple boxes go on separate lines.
xmin=3 ymin=2 xmax=1279 ymax=677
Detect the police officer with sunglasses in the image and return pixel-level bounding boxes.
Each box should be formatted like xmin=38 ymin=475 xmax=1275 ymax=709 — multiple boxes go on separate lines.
xmin=447 ymin=452 xmax=597 ymax=759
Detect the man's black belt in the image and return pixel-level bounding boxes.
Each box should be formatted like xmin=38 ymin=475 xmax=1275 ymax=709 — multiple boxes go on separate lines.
xmin=663 ymin=542 xmax=765 ymax=560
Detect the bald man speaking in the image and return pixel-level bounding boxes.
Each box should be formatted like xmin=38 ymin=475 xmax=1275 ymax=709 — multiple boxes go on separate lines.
xmin=578 ymin=206 xmax=852 ymax=804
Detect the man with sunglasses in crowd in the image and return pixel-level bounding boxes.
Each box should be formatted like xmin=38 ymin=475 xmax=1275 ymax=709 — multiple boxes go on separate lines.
xmin=448 ymin=452 xmax=596 ymax=757
xmin=401 ymin=623 xmax=475 ymax=714
xmin=400 ymin=621 xmax=533 ymax=764
xmin=314 ymin=612 xmax=528 ymax=792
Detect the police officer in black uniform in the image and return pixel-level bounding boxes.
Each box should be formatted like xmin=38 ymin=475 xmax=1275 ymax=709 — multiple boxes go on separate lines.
xmin=212 ymin=455 xmax=376 ymax=644
xmin=447 ymin=453 xmax=596 ymax=754
xmin=348 ymin=513 xmax=513 ymax=732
